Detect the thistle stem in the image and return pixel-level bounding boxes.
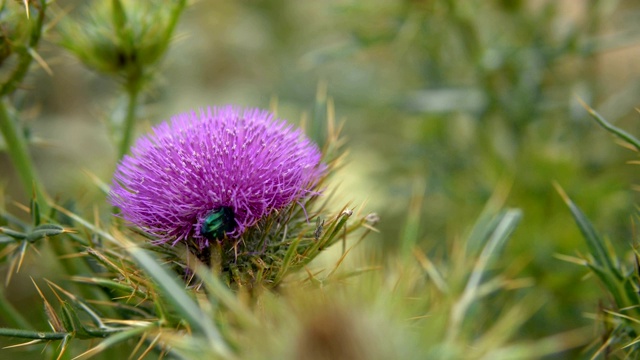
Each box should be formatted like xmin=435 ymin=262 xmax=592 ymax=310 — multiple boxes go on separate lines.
xmin=117 ymin=83 xmax=141 ymax=159
xmin=0 ymin=327 xmax=68 ymax=340
xmin=0 ymin=99 xmax=48 ymax=208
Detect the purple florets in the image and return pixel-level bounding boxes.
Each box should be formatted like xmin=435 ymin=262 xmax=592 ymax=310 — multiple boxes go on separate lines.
xmin=109 ymin=106 xmax=324 ymax=247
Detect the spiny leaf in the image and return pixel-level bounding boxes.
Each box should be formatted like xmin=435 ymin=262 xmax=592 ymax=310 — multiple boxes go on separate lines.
xmin=273 ymin=232 xmax=301 ymax=285
xmin=554 ymin=182 xmax=622 ymax=279
xmin=579 ymin=98 xmax=640 ymax=152
xmin=58 ymin=301 xmax=124 ymax=340
xmin=322 ymin=209 xmax=353 ymax=248
xmin=45 ymin=279 xmax=113 ymax=330
xmin=0 ymin=227 xmax=26 ymax=240
xmin=5 ymin=241 xmax=28 ymax=285
xmin=71 ymin=325 xmax=152 ymax=360
xmin=53 ymin=334 xmax=72 ymax=360
xmin=122 ymin=240 xmax=233 ymax=357
xmin=60 ymin=302 xmax=93 ymax=339
xmin=192 ymin=260 xmax=258 ymax=328
xmin=26 ymin=224 xmax=70 ymax=242
xmin=29 ymin=196 xmax=40 ymax=226
xmin=31 ymin=278 xmax=66 ymax=333
xmin=71 ymin=276 xmax=147 ymax=300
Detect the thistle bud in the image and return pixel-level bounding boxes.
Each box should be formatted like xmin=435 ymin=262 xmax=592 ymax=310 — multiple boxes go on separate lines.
xmin=59 ymin=0 xmax=186 ymax=83
xmin=0 ymin=1 xmax=43 ymax=75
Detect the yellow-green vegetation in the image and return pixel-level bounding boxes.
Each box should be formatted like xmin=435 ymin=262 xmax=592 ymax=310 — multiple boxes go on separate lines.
xmin=1 ymin=0 xmax=640 ymax=359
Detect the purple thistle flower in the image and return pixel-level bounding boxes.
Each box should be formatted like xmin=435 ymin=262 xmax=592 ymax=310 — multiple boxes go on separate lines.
xmin=109 ymin=106 xmax=324 ymax=248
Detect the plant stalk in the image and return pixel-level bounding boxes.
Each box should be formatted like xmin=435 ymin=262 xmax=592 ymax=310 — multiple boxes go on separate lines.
xmin=117 ymin=83 xmax=141 ymax=159
xmin=0 ymin=99 xmax=48 ymax=208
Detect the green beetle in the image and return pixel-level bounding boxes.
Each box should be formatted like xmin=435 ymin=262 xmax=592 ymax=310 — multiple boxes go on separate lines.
xmin=200 ymin=206 xmax=235 ymax=241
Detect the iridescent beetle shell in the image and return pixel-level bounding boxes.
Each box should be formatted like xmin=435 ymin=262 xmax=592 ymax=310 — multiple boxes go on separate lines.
xmin=201 ymin=206 xmax=235 ymax=241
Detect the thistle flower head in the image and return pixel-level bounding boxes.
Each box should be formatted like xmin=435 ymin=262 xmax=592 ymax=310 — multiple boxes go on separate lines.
xmin=109 ymin=106 xmax=324 ymax=247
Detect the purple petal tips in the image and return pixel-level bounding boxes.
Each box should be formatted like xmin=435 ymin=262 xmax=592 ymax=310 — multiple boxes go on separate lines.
xmin=109 ymin=106 xmax=324 ymax=247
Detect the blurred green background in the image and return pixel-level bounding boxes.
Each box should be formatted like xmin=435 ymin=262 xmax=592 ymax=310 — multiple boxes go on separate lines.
xmin=4 ymin=0 xmax=640 ymax=354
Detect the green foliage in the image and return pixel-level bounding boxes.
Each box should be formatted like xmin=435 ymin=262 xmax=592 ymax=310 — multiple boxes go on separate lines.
xmin=0 ymin=188 xmax=584 ymax=359
xmin=1 ymin=0 xmax=640 ymax=358
xmin=560 ymin=185 xmax=640 ymax=357
xmin=0 ymin=87 xmax=381 ymax=358
xmin=313 ymin=0 xmax=639 ymax=344
xmin=560 ymin=109 xmax=640 ymax=358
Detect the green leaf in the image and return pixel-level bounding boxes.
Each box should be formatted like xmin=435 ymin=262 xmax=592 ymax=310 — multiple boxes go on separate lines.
xmin=322 ymin=210 xmax=352 ymax=249
xmin=447 ymin=209 xmax=522 ymax=342
xmin=26 ymin=224 xmax=67 ymax=242
xmin=72 ymin=325 xmax=152 ymax=360
xmin=585 ymin=263 xmax=627 ymax=309
xmin=555 ymin=183 xmax=622 ymax=280
xmin=194 ymin=262 xmax=257 ymax=328
xmin=0 ymin=235 xmax=15 ymax=244
xmin=30 ymin=196 xmax=40 ymax=226
xmin=0 ymin=212 xmax=29 ymax=230
xmin=400 ymin=180 xmax=425 ymax=259
xmin=52 ymin=334 xmax=72 ymax=360
xmin=468 ymin=209 xmax=522 ymax=292
xmin=60 ymin=302 xmax=123 ymax=339
xmin=274 ymin=235 xmax=301 ymax=285
xmin=33 ymin=224 xmax=66 ymax=232
xmin=111 ymin=0 xmax=128 ymax=31
xmin=0 ymin=227 xmax=26 ymax=240
xmin=465 ymin=183 xmax=511 ymax=257
xmin=71 ymin=277 xmax=147 ymax=300
xmin=60 ymin=302 xmax=93 ymax=339
xmin=580 ymin=99 xmax=640 ymax=152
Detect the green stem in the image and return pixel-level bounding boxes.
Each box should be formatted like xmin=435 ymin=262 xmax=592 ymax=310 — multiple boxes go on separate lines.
xmin=113 ymin=0 xmax=186 ymax=160
xmin=584 ymin=101 xmax=640 ymax=152
xmin=0 ymin=327 xmax=68 ymax=340
xmin=117 ymin=83 xmax=140 ymax=159
xmin=0 ymin=99 xmax=48 ymax=208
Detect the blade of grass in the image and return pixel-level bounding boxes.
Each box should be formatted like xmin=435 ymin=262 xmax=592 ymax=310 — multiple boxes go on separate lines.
xmin=192 ymin=261 xmax=257 ymax=328
xmin=400 ymin=180 xmax=425 ymax=260
xmin=71 ymin=325 xmax=152 ymax=360
xmin=273 ymin=232 xmax=301 ymax=285
xmin=447 ymin=209 xmax=522 ymax=343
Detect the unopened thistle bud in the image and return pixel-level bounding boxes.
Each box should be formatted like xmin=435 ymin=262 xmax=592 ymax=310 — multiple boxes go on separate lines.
xmin=59 ymin=0 xmax=186 ymax=83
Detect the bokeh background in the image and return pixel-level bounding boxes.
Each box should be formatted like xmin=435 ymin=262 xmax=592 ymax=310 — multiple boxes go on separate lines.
xmin=4 ymin=0 xmax=640 ymax=354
